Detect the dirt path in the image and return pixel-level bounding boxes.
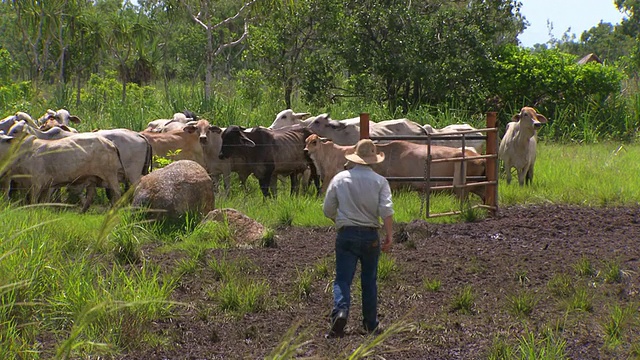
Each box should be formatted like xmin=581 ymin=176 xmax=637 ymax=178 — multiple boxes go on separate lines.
xmin=124 ymin=205 xmax=640 ymax=359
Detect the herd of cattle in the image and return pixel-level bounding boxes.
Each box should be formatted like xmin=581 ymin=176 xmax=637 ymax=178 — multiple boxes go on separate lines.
xmin=0 ymin=106 xmax=548 ymax=212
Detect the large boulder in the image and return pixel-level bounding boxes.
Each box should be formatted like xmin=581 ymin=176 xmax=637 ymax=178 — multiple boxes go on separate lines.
xmin=132 ymin=160 xmax=215 ymax=219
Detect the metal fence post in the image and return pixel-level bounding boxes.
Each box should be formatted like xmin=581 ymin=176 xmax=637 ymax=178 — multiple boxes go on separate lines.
xmin=485 ymin=112 xmax=498 ymax=217
xmin=360 ymin=113 xmax=370 ymax=140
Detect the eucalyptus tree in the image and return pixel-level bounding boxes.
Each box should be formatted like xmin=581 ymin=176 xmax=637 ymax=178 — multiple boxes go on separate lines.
xmin=246 ymin=0 xmax=342 ymax=108
xmin=170 ymin=0 xmax=264 ymax=102
xmin=102 ymin=1 xmax=156 ymax=102
xmin=9 ymin=0 xmax=66 ymax=83
xmin=65 ymin=2 xmax=107 ymax=105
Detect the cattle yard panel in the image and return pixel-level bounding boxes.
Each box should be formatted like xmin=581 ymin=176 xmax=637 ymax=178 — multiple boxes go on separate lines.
xmin=363 ymin=112 xmax=499 ymax=218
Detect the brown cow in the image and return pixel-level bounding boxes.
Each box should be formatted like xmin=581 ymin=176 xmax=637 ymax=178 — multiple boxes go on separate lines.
xmin=140 ymin=122 xmax=205 ymax=168
xmin=304 ymin=134 xmax=355 ymax=194
xmin=305 ymin=134 xmax=485 ymax=200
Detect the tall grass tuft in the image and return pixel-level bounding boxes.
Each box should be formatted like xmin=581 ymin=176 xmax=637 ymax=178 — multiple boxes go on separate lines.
xmin=314 ymin=257 xmax=332 ymax=279
xmin=377 ymin=253 xmax=397 ymax=281
xmin=487 ymin=336 xmax=515 ymax=360
xmin=516 ymin=326 xmax=567 ymax=360
xmin=507 ymin=290 xmax=538 ymax=318
xmin=602 ymin=303 xmax=636 ymax=349
xmin=216 ymin=280 xmax=270 ymax=314
xmin=422 ymin=277 xmax=442 ymax=292
xmin=266 ymin=322 xmax=312 ymax=360
xmin=547 ymin=273 xmax=575 ymax=298
xmin=565 ymin=287 xmax=593 ymax=312
xmin=572 ymin=256 xmax=596 ymax=278
xmin=602 ymin=259 xmax=623 ymax=283
xmin=451 ymin=285 xmax=475 ymax=314
xmin=293 ymin=268 xmax=314 ymax=299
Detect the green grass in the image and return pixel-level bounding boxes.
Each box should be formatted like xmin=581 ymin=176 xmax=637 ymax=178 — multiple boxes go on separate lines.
xmin=516 ymin=327 xmax=568 ymax=360
xmin=293 ymin=268 xmax=314 ymax=299
xmin=602 ymin=259 xmax=624 ymax=283
xmin=4 ymin=95 xmax=640 ymax=357
xmin=377 ymin=253 xmax=397 ymax=281
xmin=499 ymin=142 xmax=640 ymax=206
xmin=214 ymin=280 xmax=271 ymax=314
xmin=565 ymin=287 xmax=594 ymax=312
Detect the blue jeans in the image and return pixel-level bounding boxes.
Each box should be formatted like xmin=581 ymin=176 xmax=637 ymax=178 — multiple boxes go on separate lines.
xmin=332 ymin=226 xmax=381 ymax=331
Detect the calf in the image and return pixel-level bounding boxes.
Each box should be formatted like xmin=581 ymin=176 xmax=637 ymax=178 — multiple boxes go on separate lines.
xmin=304 ymin=134 xmax=354 ymax=194
xmin=498 ymin=107 xmax=547 ymax=186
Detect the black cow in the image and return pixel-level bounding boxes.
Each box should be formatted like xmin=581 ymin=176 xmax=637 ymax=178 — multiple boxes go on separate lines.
xmin=219 ymin=125 xmax=276 ymax=197
xmin=219 ymin=125 xmax=319 ymax=197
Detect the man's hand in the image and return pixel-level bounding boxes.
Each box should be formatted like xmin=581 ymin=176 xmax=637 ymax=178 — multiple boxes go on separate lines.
xmin=381 ymin=234 xmax=392 ymax=253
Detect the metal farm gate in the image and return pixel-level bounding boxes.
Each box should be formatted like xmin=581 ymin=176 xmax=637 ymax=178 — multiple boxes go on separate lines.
xmin=359 ymin=112 xmax=499 ymax=218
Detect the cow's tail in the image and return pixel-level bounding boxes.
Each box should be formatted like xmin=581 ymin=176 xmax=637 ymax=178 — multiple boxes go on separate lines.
xmin=140 ymin=134 xmax=153 ymax=175
xmin=114 ymin=145 xmax=127 ymax=180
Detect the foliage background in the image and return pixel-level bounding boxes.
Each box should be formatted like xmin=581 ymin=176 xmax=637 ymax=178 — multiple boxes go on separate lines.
xmin=0 ymin=0 xmax=638 ymax=141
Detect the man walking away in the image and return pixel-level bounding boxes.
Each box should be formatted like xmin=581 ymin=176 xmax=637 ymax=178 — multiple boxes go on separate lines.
xmin=322 ymin=138 xmax=394 ymax=338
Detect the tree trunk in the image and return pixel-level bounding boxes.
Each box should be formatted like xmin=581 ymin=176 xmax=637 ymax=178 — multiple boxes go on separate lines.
xmin=122 ymin=75 xmax=127 ymax=103
xmin=75 ymin=71 xmax=81 ymax=106
xmin=204 ymin=1 xmax=213 ymax=102
xmin=284 ymin=78 xmax=293 ymax=109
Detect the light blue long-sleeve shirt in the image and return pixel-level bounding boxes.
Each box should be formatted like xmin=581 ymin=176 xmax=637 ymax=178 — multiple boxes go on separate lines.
xmin=322 ymin=165 xmax=394 ymax=229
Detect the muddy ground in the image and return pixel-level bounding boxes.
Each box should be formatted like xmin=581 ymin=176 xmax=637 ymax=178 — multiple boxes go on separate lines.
xmin=122 ymin=205 xmax=640 ymax=359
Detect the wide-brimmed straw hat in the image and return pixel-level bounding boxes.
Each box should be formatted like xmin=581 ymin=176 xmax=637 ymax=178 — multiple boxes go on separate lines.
xmin=345 ymin=139 xmax=385 ymax=165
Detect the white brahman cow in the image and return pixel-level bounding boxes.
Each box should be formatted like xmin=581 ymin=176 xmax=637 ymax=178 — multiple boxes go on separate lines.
xmin=306 ymin=113 xmax=426 ymax=145
xmin=498 ymin=107 xmax=548 ymax=186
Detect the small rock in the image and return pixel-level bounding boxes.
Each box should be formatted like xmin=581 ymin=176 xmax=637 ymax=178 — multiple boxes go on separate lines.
xmin=202 ymin=208 xmax=271 ymax=248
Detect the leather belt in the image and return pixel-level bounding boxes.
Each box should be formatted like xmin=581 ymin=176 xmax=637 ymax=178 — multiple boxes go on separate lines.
xmin=339 ymin=226 xmax=379 ymax=232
